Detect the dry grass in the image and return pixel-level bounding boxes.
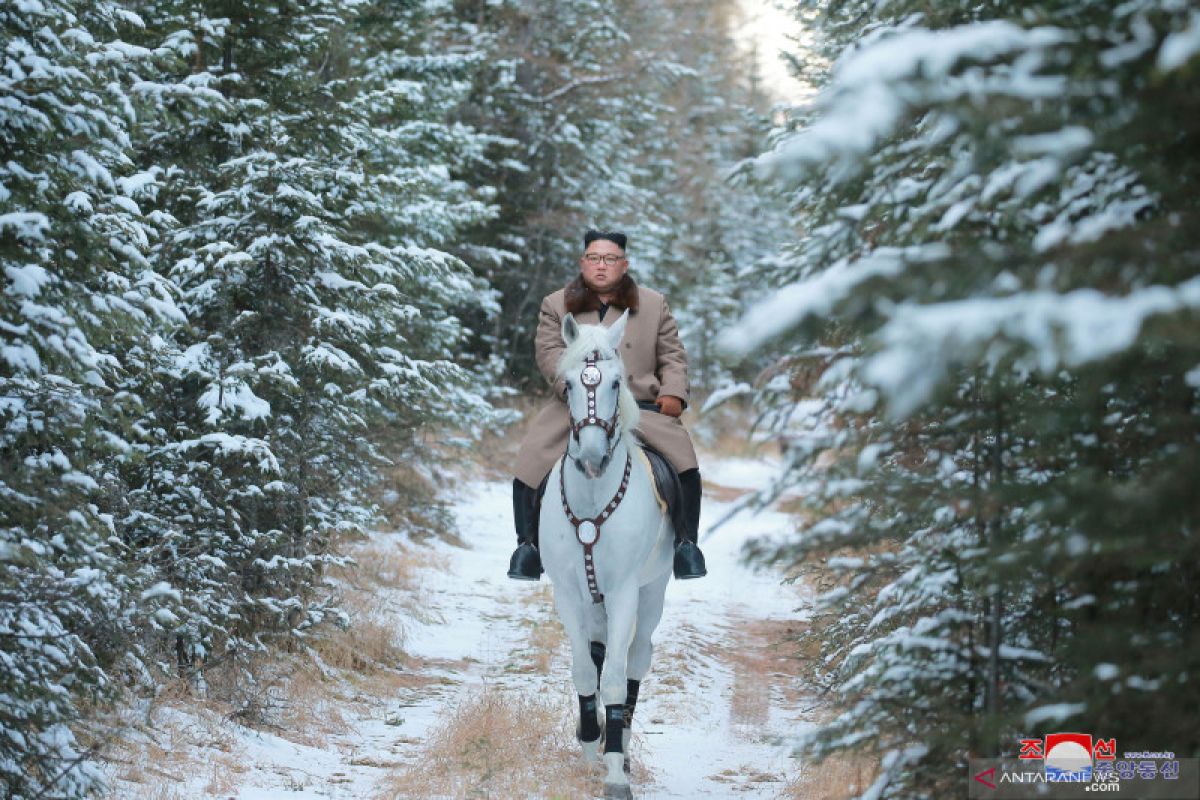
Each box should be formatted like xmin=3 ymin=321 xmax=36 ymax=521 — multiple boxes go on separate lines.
xmin=340 ymin=538 xmax=426 ymax=591
xmin=715 ymin=618 xmax=811 ymax=727
xmin=100 ymin=533 xmax=450 ymax=797
xmin=100 ymin=682 xmax=250 ymax=799
xmin=525 ymin=616 xmax=566 ymax=675
xmin=781 ymin=752 xmax=879 ymax=800
xmin=373 ymin=458 xmax=459 ymax=542
xmin=704 ymin=612 xmax=880 ymax=800
xmin=267 ymin=659 xmax=356 ymax=746
xmin=107 ymin=716 xmax=259 ymax=798
xmin=273 ymin=538 xmax=463 ymax=734
xmin=327 ymin=536 xmax=448 ymax=645
xmin=380 ymin=684 xmax=601 ymax=800
xmin=505 ymin=584 xmax=567 ymax=675
xmin=311 ymin=593 xmax=408 ymax=677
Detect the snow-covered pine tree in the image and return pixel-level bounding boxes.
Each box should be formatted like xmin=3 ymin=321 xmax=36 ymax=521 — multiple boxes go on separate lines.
xmin=119 ymin=0 xmax=502 ymax=682
xmin=625 ymin=0 xmax=796 ymax=392
xmin=0 ymin=1 xmax=182 ymax=795
xmin=723 ymin=0 xmax=1200 ymax=795
xmin=345 ymin=0 xmax=508 ymax=425
xmin=445 ymin=0 xmax=663 ymax=375
xmin=446 ymin=0 xmax=793 ymax=392
xmin=337 ymin=0 xmax=516 ymax=528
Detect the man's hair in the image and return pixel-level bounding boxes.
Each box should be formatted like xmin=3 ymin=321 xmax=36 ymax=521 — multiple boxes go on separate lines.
xmin=583 ymin=229 xmax=627 ymax=251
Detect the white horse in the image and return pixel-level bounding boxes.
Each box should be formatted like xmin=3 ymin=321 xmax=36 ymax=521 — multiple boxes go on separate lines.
xmin=540 ymin=310 xmax=674 ymax=800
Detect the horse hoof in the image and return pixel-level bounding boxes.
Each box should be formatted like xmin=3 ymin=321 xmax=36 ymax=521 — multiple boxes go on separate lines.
xmin=604 ymin=783 xmax=633 ymax=800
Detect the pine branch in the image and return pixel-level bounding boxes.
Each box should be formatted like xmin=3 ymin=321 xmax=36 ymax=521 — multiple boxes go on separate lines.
xmin=534 ymin=59 xmax=653 ymax=103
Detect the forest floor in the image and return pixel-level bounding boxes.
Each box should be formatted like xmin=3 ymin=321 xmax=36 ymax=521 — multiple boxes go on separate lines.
xmin=101 ymin=408 xmax=867 ymax=799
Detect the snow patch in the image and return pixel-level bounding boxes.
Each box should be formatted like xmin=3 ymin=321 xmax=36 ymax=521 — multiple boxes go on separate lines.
xmin=1158 ymin=11 xmax=1200 ymax=71
xmin=1025 ymin=702 xmax=1086 ymax=727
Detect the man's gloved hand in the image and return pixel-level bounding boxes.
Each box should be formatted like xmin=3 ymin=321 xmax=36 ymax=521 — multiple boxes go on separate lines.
xmin=655 ymin=395 xmax=683 ymax=418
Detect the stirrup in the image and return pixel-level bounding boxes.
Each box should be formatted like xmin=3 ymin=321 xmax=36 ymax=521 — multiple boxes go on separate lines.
xmin=673 ymin=540 xmax=707 ymax=580
xmin=507 ymin=542 xmax=543 ymax=581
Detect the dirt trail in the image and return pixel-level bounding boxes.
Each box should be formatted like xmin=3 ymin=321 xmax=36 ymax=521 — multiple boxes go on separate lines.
xmin=106 ymin=459 xmax=818 ymax=799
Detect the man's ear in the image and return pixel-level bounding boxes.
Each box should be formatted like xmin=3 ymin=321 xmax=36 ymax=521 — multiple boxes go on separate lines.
xmin=562 ymin=312 xmax=580 ymax=345
xmin=606 ymin=309 xmax=629 ymax=351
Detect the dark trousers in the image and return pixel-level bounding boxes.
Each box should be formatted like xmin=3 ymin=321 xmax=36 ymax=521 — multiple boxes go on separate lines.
xmin=678 ymin=467 xmax=701 ymax=544
xmin=512 ymin=478 xmax=544 ymax=546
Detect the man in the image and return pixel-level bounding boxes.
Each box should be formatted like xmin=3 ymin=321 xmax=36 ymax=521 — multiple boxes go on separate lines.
xmin=508 ymin=229 xmax=708 ymax=581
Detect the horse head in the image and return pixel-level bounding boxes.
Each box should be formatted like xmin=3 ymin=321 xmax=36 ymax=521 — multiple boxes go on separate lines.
xmin=558 ymin=310 xmax=640 ymax=478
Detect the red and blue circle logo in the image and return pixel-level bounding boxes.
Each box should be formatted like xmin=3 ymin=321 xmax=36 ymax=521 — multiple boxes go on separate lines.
xmin=1044 ymin=733 xmax=1095 ymax=780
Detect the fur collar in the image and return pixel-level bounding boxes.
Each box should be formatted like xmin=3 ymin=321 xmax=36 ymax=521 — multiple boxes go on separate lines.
xmin=564 ymin=273 xmax=640 ymax=316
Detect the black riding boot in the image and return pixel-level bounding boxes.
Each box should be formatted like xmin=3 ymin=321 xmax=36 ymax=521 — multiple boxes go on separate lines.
xmin=507 ymin=478 xmax=544 ymax=581
xmin=674 ymin=468 xmax=707 ymax=579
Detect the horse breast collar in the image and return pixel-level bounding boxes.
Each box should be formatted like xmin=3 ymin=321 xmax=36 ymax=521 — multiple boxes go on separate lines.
xmin=559 ymin=451 xmax=632 ymax=604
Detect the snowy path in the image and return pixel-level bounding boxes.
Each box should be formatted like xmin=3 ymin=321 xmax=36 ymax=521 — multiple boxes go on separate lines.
xmin=108 ymin=458 xmax=815 ymax=799
xmin=398 ymin=470 xmax=813 ymax=798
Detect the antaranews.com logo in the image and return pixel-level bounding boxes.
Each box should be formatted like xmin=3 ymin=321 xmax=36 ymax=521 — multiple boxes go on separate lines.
xmin=968 ymin=732 xmax=1199 ymax=799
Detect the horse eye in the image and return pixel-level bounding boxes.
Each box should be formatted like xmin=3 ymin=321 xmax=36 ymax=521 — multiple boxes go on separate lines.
xmin=611 ymin=380 xmax=619 ymax=389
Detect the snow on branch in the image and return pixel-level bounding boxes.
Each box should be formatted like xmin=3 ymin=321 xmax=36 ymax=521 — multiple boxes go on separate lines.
xmin=756 ymin=21 xmax=1070 ymax=184
xmin=716 ymin=244 xmax=950 ymax=359
xmin=864 ymin=276 xmax=1200 ymax=417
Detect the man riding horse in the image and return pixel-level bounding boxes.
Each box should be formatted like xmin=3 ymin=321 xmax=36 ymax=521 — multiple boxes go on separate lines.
xmin=508 ymin=229 xmax=708 ymax=582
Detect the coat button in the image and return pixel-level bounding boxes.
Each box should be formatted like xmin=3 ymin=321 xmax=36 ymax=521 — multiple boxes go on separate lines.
xmin=625 ymin=342 xmax=631 ymax=348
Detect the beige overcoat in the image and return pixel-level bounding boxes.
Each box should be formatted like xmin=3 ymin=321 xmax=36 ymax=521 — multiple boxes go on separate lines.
xmin=513 ymin=278 xmax=700 ymax=489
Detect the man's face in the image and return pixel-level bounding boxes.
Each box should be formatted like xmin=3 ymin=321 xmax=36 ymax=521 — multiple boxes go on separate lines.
xmin=579 ymin=239 xmax=628 ymax=294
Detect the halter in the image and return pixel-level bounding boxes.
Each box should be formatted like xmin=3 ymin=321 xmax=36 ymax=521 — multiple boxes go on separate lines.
xmin=559 ymin=450 xmax=632 ymax=604
xmin=568 ymin=350 xmax=621 ymax=460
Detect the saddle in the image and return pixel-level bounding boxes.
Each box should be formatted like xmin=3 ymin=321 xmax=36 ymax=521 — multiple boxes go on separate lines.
xmin=633 ymin=439 xmax=686 ymax=546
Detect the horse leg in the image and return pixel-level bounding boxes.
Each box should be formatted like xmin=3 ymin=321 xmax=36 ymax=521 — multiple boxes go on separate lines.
xmin=599 ymin=586 xmax=638 ymax=799
xmin=590 ymin=639 xmax=606 ymax=684
xmin=621 ymin=570 xmax=669 ymax=761
xmin=586 ymin=604 xmax=608 ymax=751
xmin=589 ymin=638 xmax=606 ymax=749
xmin=555 ymin=593 xmax=604 ymax=762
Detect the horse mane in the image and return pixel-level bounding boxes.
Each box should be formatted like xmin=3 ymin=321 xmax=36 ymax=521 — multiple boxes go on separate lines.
xmin=556 ymin=324 xmax=641 ymax=443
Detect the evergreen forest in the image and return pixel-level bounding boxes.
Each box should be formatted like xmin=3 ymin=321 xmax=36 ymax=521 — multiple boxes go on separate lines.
xmin=2 ymin=0 xmax=1198 ymax=796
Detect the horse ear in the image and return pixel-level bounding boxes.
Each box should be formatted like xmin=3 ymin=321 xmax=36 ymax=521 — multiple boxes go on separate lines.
xmin=562 ymin=312 xmax=580 ymax=345
xmin=606 ymin=309 xmax=630 ymax=351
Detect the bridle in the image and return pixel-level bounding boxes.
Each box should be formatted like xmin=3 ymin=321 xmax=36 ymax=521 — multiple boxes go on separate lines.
xmin=560 ymin=348 xmax=630 ymax=604
xmin=567 ymin=350 xmax=621 ymax=464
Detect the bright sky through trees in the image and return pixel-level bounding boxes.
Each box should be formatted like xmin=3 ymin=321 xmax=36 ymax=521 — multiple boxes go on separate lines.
xmin=732 ymin=0 xmax=813 ymax=103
